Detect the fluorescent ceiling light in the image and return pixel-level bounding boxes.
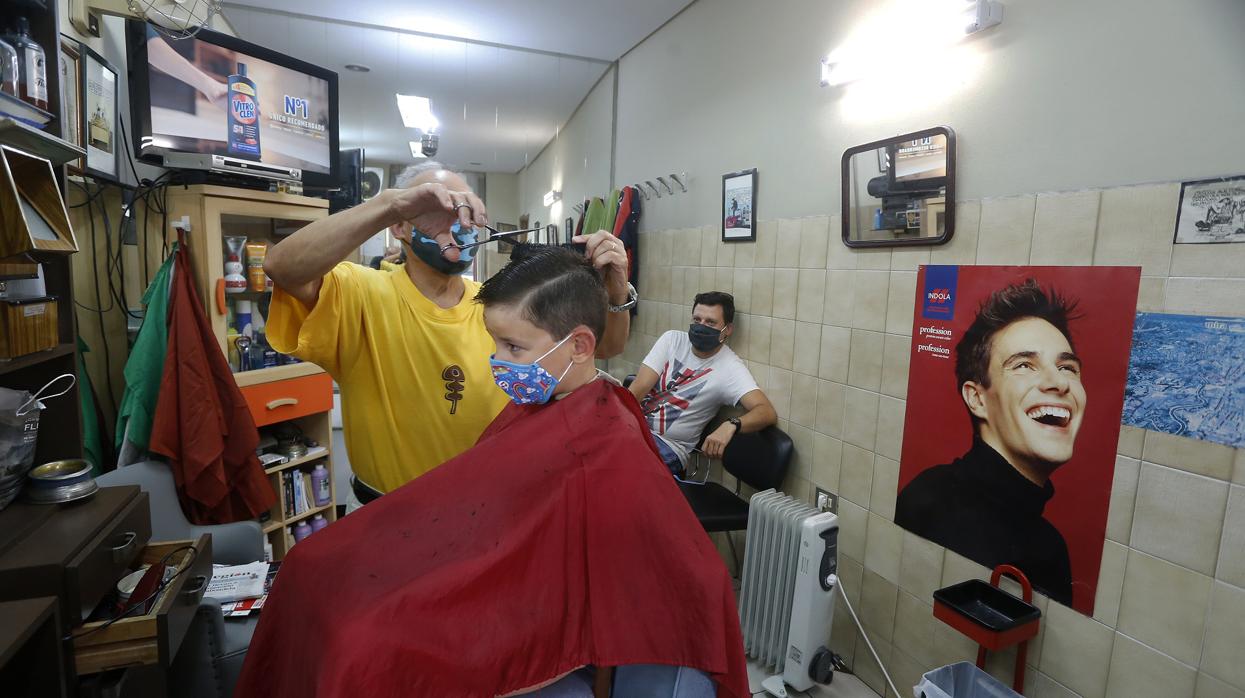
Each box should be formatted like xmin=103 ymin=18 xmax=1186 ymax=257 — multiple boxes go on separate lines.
xmin=396 ymin=94 xmax=440 ymax=132
xmin=409 ymin=142 xmax=428 ymax=159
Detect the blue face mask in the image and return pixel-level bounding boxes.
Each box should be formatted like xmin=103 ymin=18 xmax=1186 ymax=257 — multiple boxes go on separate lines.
xmin=409 ymin=221 xmax=478 ymax=274
xmin=489 ymin=334 xmax=574 ymax=405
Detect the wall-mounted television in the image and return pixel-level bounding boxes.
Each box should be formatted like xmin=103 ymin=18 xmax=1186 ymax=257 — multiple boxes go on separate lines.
xmin=127 ymin=23 xmax=339 ymax=187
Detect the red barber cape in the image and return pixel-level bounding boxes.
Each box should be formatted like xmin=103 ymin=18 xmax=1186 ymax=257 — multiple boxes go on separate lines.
xmin=149 ymin=243 xmax=275 ymax=524
xmin=235 ymin=379 xmax=748 ymax=698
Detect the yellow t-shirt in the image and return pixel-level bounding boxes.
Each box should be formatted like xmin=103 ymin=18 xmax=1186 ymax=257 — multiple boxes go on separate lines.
xmin=267 ymin=263 xmax=508 ymax=493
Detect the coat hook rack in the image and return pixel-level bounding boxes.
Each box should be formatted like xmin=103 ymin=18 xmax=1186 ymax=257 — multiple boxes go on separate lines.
xmin=644 ymin=180 xmax=662 ymax=199
xmin=632 ymin=183 xmax=649 ymax=201
xmin=669 ymin=173 xmax=687 ymax=193
xmin=655 ymin=176 xmax=673 ymax=195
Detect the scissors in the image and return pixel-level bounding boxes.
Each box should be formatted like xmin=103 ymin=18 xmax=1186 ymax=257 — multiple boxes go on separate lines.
xmin=440 ymin=225 xmax=545 ymax=253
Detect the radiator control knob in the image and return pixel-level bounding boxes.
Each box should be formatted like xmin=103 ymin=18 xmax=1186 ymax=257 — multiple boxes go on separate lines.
xmin=809 ymin=647 xmax=835 ymax=684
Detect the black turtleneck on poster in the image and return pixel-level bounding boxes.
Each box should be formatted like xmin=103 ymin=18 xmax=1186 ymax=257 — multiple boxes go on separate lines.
xmin=895 ymin=439 xmax=1073 ymax=605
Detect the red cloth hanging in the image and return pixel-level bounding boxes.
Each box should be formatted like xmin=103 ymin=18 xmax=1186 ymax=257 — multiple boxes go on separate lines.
xmin=148 ymin=243 xmax=275 ymax=524
xmin=235 ymin=379 xmax=748 ymax=698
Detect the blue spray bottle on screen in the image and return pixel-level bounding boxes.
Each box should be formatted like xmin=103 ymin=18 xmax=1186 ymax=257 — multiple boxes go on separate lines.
xmin=227 ymin=62 xmax=261 ymax=160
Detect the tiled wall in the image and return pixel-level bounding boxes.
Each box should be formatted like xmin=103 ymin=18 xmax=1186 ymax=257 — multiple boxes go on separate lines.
xmin=609 ymin=182 xmax=1245 ymax=698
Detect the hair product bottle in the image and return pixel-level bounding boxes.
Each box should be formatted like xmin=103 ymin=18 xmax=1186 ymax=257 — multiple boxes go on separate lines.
xmin=0 ymin=38 xmax=19 ymax=98
xmin=4 ymin=18 xmax=47 ymax=110
xmin=226 ymin=62 xmax=261 ymax=160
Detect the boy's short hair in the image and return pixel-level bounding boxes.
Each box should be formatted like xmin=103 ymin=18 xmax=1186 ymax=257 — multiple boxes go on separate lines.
xmin=475 ymin=244 xmax=607 ymax=341
xmin=693 ymin=291 xmax=735 ymax=324
xmin=954 ymin=279 xmax=1079 ymax=391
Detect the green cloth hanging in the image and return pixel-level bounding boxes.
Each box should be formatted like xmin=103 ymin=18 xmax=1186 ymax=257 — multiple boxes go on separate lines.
xmin=581 ymin=191 xmax=622 ymax=237
xmin=76 ymin=337 xmax=104 ymax=475
xmin=114 ymin=246 xmax=177 ymax=453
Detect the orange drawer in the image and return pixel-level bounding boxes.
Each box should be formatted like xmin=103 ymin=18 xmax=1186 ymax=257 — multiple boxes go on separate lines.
xmin=239 ymin=373 xmax=333 ymax=427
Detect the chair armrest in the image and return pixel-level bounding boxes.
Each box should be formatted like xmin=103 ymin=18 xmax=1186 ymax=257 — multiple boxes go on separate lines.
xmin=190 ymin=521 xmax=265 ymax=565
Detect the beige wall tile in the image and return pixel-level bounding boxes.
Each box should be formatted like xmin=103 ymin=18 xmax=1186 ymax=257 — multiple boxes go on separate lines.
xmin=1118 ymin=425 xmax=1145 ymax=459
xmin=812 ymin=433 xmax=842 ymax=494
xmin=670 ymin=266 xmax=687 ymax=307
xmin=1198 ymin=672 xmax=1245 ymax=698
xmin=716 ymin=235 xmax=737 ymax=268
xmin=750 ymin=268 xmax=775 ymax=316
xmin=977 ymin=195 xmax=1036 ymax=265
xmin=1166 ymin=277 xmax=1245 ymax=316
xmin=830 ymin=593 xmax=859 ymax=667
xmin=793 ymin=321 xmax=822 ymax=377
xmin=1117 ymin=549 xmax=1212 ymax=666
xmin=731 ymin=315 xmax=750 ymax=361
xmin=1107 ymin=456 xmax=1141 ymax=545
xmin=797 ymin=269 xmax=828 ymax=323
xmin=745 ymin=314 xmax=771 ymax=364
xmin=713 ymin=266 xmax=735 ymax=296
xmin=815 ymin=379 xmax=847 ymax=439
xmin=1030 ymin=190 xmax=1101 ymax=266
xmin=1171 ymin=242 xmax=1245 ymax=278
xmin=733 ymin=236 xmax=756 ymax=269
xmin=839 ymin=498 xmax=868 ymax=562
xmin=772 ymin=267 xmax=799 ymax=319
xmin=777 ymin=218 xmax=802 ymax=258
xmin=789 ymin=375 xmax=818 ymax=429
xmin=1217 ymin=486 xmax=1245 ymax=588
xmin=1200 ymin=582 xmax=1245 ymax=691
xmin=852 ymin=270 xmax=891 ymax=332
xmin=1094 ymin=183 xmax=1179 ymax=276
xmin=893 ymin=590 xmax=938 ymax=667
xmin=931 ymin=200 xmax=981 ymax=266
xmin=1137 ymin=276 xmax=1167 ymax=312
xmin=769 ymin=368 xmax=794 ymax=419
xmin=823 ymin=269 xmax=856 ymax=327
xmin=838 ymin=553 xmax=865 ymax=607
xmin=1142 ymin=430 xmax=1235 ymax=481
xmin=731 ymin=268 xmax=753 ymax=313
xmin=852 ymin=635 xmax=893 ymax=696
xmin=699 ymin=225 xmax=717 ymax=267
xmin=884 ymin=271 xmax=918 ymax=336
xmin=678 ymin=229 xmax=700 ymax=266
xmin=1236 ymin=449 xmax=1245 ymax=485
xmin=799 ymin=215 xmax=830 ymax=269
xmin=1027 ymin=670 xmax=1082 ymax=698
xmin=1106 ymin=633 xmax=1197 ymax=698
xmin=1130 ymin=463 xmax=1229 ymax=575
xmin=819 ymin=325 xmax=851 ymax=383
xmin=860 ymin=569 xmax=899 ymax=643
xmin=1039 ymin=599 xmax=1115 ymax=698
xmin=885 ymin=647 xmax=928 ymax=698
xmin=881 ymin=333 xmax=912 ymax=399
xmin=840 ymin=443 xmax=874 ymax=507
xmin=931 ymin=611 xmax=982 ymax=668
xmin=755 ymin=220 xmax=778 ymax=268
xmin=870 ymin=454 xmax=900 ymax=521
xmin=843 ymin=387 xmax=880 ymax=451
xmin=874 ymin=395 xmax=905 ymax=462
xmin=899 ymin=531 xmax=946 ymax=603
xmin=890 ymin=247 xmax=930 ymax=272
xmin=865 ymin=513 xmax=904 ymax=585
xmin=698 ymin=266 xmax=715 ymax=295
xmin=942 ymin=549 xmax=990 ymax=587
xmin=1093 ymin=540 xmax=1129 ymax=627
xmin=770 ymin=318 xmax=796 ymax=370
xmin=847 ymin=329 xmax=885 ymax=391
xmin=826 ymin=214 xmax=856 ymax=270
xmin=855 ymin=247 xmax=892 ymax=271
xmin=788 ymin=423 xmax=815 ymax=480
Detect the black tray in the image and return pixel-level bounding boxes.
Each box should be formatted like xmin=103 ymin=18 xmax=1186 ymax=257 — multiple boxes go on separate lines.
xmin=933 ymin=579 xmax=1041 ymax=632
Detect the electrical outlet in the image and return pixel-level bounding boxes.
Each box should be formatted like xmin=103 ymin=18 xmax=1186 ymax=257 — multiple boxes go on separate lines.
xmin=814 ymin=487 xmax=837 ymax=514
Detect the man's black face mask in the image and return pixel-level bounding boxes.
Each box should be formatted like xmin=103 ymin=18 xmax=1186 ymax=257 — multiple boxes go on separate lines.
xmin=688 ymin=323 xmax=723 ymax=352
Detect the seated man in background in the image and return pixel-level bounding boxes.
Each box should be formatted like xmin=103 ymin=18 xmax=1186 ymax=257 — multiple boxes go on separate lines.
xmin=236 ymin=247 xmax=748 ymax=698
xmin=629 ymin=292 xmax=777 ymax=476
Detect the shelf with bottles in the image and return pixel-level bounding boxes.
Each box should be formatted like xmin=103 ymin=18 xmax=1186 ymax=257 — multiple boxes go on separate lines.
xmin=253 ymin=413 xmax=337 ymax=560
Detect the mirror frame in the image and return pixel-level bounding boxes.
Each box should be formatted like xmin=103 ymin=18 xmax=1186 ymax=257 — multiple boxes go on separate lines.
xmin=840 ymin=125 xmax=957 ymax=248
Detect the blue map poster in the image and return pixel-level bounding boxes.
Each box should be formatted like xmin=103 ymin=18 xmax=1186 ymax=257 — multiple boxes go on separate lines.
xmin=1123 ymin=312 xmax=1245 ymax=447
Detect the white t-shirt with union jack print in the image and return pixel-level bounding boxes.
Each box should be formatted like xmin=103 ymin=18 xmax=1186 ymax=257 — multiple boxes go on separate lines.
xmin=640 ymin=330 xmax=759 ymax=467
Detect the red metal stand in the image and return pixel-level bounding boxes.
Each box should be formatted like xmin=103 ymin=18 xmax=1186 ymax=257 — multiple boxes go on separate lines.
xmin=931 ymin=564 xmax=1039 ymax=693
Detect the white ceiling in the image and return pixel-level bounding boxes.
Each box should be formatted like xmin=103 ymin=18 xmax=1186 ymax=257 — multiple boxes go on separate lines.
xmin=219 ymin=0 xmax=692 ymax=172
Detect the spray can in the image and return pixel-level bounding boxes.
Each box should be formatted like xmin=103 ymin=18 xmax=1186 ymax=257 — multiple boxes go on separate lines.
xmin=227 ymin=62 xmax=261 ymax=160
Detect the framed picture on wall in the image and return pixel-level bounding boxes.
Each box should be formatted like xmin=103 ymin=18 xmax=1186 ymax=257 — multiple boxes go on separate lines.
xmin=722 ymin=168 xmax=756 ymax=242
xmin=80 ymin=44 xmax=118 ymax=182
xmin=59 ymin=38 xmax=84 ymax=172
xmin=1172 ymin=175 xmax=1245 ymax=244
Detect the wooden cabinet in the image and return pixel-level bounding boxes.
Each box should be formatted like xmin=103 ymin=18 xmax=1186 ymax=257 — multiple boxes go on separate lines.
xmin=165 ymin=186 xmax=338 ymax=559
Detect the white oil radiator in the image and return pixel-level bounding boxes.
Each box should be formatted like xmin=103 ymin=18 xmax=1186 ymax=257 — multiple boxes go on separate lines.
xmin=737 ymin=489 xmax=840 ymax=697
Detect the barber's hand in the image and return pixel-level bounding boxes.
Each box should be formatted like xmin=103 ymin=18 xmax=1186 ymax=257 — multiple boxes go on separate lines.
xmin=702 ymin=422 xmax=738 ymax=460
xmin=385 ymin=183 xmax=488 ymax=230
xmin=573 ymin=230 xmax=629 ymax=304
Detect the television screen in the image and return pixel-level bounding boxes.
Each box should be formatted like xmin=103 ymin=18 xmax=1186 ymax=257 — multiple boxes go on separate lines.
xmin=128 ymin=24 xmax=338 ymax=184
xmin=889 ymin=134 xmax=947 ymax=190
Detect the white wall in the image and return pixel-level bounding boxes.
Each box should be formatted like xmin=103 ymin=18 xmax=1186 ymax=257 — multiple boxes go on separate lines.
xmin=484 ymin=172 xmax=520 ymax=227
xmin=517 ymin=66 xmax=615 ymax=232
xmin=613 ymin=0 xmax=1245 ymax=232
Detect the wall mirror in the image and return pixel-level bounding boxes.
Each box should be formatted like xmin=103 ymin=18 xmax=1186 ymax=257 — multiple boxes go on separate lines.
xmin=841 ymin=126 xmax=955 ymax=247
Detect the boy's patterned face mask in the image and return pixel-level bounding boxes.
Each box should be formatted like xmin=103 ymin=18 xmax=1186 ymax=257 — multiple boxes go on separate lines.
xmin=489 ymin=334 xmax=574 ymax=405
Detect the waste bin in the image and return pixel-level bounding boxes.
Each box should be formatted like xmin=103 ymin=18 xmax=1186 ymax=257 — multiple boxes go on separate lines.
xmin=914 ymin=662 xmax=1022 ymax=698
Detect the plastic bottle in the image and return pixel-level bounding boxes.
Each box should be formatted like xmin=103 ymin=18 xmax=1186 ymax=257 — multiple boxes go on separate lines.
xmin=226 ymin=328 xmax=240 ymax=370
xmin=3 ymin=18 xmax=47 ymax=110
xmin=309 ymin=514 xmax=327 ymax=533
xmin=0 ymin=38 xmax=18 ymax=98
xmin=311 ymin=464 xmax=330 ymax=506
xmin=227 ymin=62 xmax=261 ymax=160
xmin=234 ymin=299 xmax=253 ymax=338
xmin=245 ymin=241 xmax=267 ymax=292
xmin=292 ymin=519 xmax=312 ymax=543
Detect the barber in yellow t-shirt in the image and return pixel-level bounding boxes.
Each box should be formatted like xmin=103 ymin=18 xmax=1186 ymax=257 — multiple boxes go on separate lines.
xmin=265 ymin=162 xmax=632 ymax=511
